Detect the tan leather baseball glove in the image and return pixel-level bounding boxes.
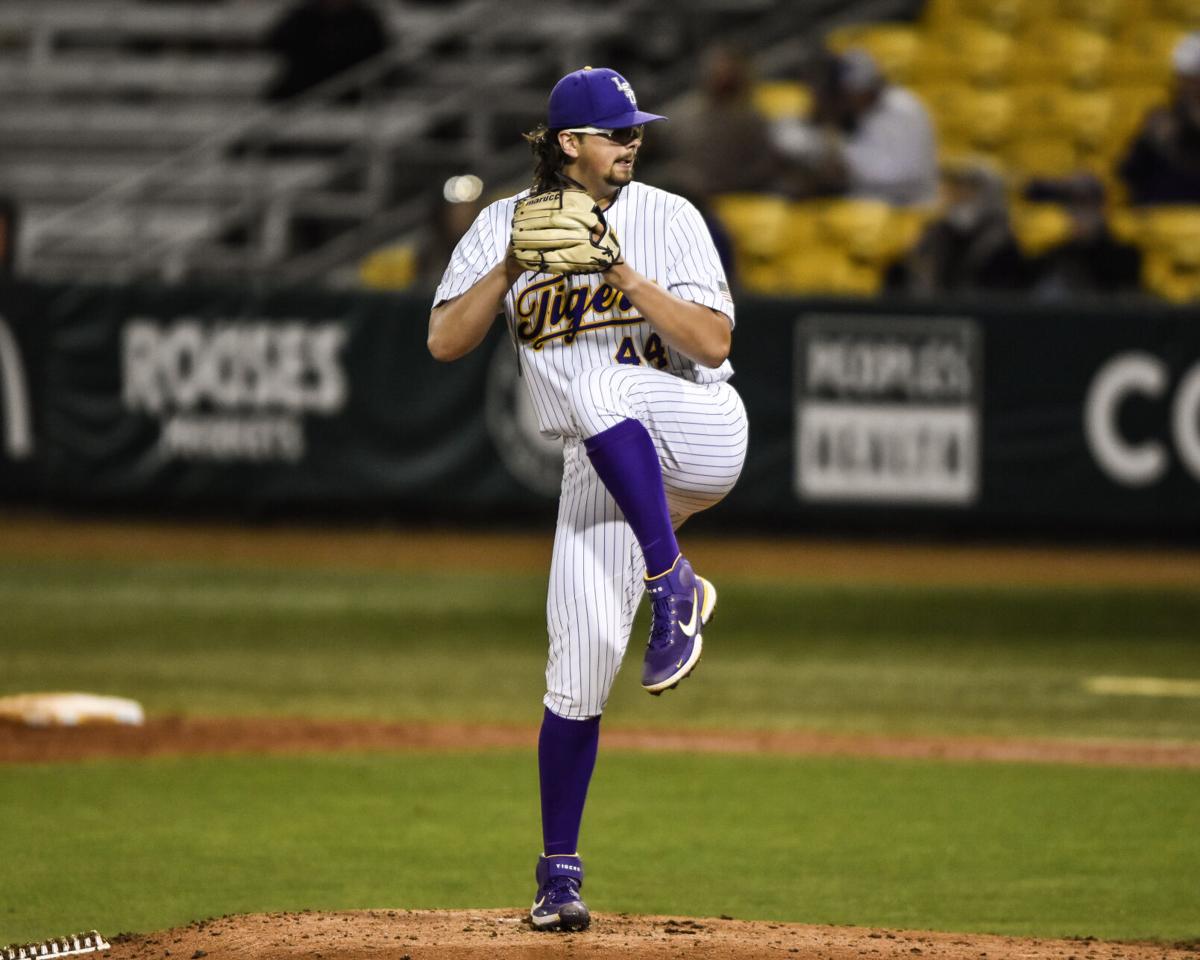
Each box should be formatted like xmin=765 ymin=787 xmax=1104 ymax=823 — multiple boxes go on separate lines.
xmin=510 ymin=189 xmax=622 ymax=275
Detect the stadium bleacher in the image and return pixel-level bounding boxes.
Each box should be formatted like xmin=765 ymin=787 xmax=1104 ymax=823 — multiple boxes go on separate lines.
xmin=1 ymin=0 xmax=641 ymax=283
xmin=3 ymin=0 xmax=1199 ymax=300
xmin=718 ymin=0 xmax=1200 ymax=301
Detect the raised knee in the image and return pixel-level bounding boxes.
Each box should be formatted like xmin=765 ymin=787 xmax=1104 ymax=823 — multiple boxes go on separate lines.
xmin=571 ymin=367 xmax=628 ymax=434
xmin=568 ymin=367 xmax=639 ymax=435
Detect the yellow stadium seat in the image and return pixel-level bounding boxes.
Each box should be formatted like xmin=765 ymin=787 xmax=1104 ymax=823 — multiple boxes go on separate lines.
xmin=917 ymin=25 xmax=1016 ymax=86
xmin=1135 ymin=206 xmax=1200 ymax=302
xmin=783 ymin=200 xmax=831 ymax=250
xmin=1139 ymin=206 xmax=1200 ymax=250
xmin=738 ymin=261 xmax=793 ymax=295
xmin=928 ymin=86 xmax=1017 ymax=151
xmin=1006 ymin=136 xmax=1080 ymax=176
xmin=1013 ymin=22 xmax=1112 ymax=88
xmin=711 ymin=193 xmax=797 ymax=293
xmin=751 ymin=81 xmax=812 ymax=122
xmin=714 ymin=196 xmax=932 ymax=296
xmin=819 ymin=199 xmax=895 ymax=261
xmin=711 ymin=193 xmax=790 ymax=259
xmin=1010 ymin=202 xmax=1074 ymax=256
xmin=1009 ymin=86 xmax=1119 ymax=162
xmin=1008 ymin=85 xmax=1060 ymax=137
xmin=931 ymin=0 xmax=1029 ymax=32
xmin=1143 ymin=250 xmax=1200 ymax=301
xmin=1056 ymin=90 xmax=1117 ymax=150
xmin=1108 ymin=206 xmax=1145 ymax=244
xmin=780 ymin=247 xmax=886 ymax=296
xmin=1110 ymin=21 xmax=1187 ymax=84
xmin=1149 ymin=0 xmax=1200 ymax=24
xmin=825 ymin=24 xmax=923 ymax=85
xmin=1055 ymin=0 xmax=1133 ymax=34
xmin=359 ymin=243 xmax=416 ymax=290
xmin=818 ymin=199 xmax=932 ymax=263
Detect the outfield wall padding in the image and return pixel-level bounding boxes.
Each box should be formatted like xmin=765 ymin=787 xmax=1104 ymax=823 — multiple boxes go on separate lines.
xmin=1 ymin=282 xmax=1197 ymax=538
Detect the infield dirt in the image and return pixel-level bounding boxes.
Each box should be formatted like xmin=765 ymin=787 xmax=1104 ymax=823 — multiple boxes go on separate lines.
xmin=3 ymin=716 xmax=1199 ymax=768
xmin=103 ymin=909 xmax=1200 ymax=960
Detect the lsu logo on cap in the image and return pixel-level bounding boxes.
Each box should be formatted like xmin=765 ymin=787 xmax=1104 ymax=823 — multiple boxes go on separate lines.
xmin=611 ymin=76 xmax=637 ymax=107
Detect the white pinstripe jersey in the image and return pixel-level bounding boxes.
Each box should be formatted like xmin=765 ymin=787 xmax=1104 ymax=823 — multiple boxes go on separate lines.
xmin=433 ymin=180 xmax=736 ymax=439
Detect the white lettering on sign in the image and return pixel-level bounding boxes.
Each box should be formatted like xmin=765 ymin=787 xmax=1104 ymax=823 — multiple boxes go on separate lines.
xmin=798 ymin=403 xmax=978 ymax=503
xmin=160 ymin=414 xmax=305 ymax=462
xmin=806 ymin=338 xmax=972 ymax=400
xmin=121 ymin=317 xmax=348 ymax=464
xmin=0 ymin=315 xmax=33 ymax=460
xmin=1084 ymin=351 xmax=1200 ymax=487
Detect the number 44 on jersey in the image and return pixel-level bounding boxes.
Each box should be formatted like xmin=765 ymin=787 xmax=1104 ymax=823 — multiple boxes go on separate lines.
xmin=615 ymin=333 xmax=668 ymax=369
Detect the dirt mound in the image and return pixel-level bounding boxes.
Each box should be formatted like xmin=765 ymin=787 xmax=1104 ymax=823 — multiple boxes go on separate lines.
xmin=104 ymin=910 xmax=1198 ymax=960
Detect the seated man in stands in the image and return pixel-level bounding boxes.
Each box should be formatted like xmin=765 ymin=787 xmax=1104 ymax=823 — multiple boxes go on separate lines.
xmin=770 ymin=48 xmax=938 ymax=206
xmin=1025 ymin=174 xmax=1143 ymax=300
xmin=1118 ymin=32 xmax=1200 ymax=205
xmin=652 ymin=43 xmax=782 ymax=197
xmin=264 ymin=0 xmax=389 ymax=102
xmin=887 ymin=159 xmax=1028 ymax=295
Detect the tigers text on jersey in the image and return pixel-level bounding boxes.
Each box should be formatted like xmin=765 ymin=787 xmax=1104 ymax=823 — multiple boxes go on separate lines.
xmin=433 ymin=180 xmax=736 ymax=439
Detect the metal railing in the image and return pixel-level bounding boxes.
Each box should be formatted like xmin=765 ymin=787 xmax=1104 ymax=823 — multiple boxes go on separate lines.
xmin=20 ymin=0 xmax=916 ymax=286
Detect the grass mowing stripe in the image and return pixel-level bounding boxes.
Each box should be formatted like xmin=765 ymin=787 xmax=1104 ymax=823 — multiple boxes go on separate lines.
xmin=2 ymin=560 xmax=1199 ymax=740
xmin=1 ymin=753 xmax=1196 ymax=944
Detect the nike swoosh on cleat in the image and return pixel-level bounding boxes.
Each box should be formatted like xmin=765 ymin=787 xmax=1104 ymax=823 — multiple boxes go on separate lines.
xmin=679 ymin=587 xmax=699 ymax=637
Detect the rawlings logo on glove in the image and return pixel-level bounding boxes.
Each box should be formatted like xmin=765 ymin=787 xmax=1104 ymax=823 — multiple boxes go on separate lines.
xmin=511 ymin=189 xmax=623 ymax=276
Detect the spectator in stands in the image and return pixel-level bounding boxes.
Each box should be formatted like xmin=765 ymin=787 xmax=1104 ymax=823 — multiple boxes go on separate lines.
xmin=652 ymin=43 xmax=781 ymax=197
xmin=264 ymin=0 xmax=389 ymax=102
xmin=887 ymin=159 xmax=1028 ymax=295
xmin=770 ymin=47 xmax=938 ymax=206
xmin=1025 ymin=174 xmax=1143 ymax=300
xmin=1118 ymin=32 xmax=1200 ymax=205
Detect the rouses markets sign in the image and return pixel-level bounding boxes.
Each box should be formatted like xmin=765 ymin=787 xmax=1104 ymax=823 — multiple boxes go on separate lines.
xmin=122 ymin=317 xmax=349 ymax=463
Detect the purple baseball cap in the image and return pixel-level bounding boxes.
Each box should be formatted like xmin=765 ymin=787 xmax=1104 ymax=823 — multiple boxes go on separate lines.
xmin=547 ymin=66 xmax=667 ymax=130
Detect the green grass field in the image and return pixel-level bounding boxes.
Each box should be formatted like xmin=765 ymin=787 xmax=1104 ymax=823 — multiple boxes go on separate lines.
xmin=2 ymin=547 xmax=1199 ymax=944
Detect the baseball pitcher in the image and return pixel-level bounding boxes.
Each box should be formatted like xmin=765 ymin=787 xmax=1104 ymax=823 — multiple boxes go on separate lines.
xmin=427 ymin=65 xmax=748 ymax=931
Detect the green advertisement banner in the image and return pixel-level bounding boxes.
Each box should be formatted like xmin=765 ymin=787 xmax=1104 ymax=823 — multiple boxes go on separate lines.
xmin=0 ymin=283 xmax=46 ymax=500
xmin=1 ymin=282 xmax=1198 ymax=538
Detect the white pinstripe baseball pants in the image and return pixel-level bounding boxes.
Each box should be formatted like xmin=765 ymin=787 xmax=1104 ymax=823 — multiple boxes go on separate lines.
xmin=543 ymin=366 xmax=749 ymax=719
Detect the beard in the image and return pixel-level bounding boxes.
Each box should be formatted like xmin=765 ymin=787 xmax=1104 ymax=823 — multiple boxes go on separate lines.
xmin=605 ymin=157 xmax=636 ymax=186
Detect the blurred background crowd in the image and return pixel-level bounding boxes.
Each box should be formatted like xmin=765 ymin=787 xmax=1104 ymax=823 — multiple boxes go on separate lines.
xmin=5 ymin=0 xmax=1200 ymax=303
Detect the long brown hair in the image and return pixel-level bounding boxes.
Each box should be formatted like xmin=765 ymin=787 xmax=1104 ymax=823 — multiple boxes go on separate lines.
xmin=523 ymin=124 xmax=572 ymax=194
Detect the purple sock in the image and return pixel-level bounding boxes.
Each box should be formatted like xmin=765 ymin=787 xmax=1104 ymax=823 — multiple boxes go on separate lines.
xmin=539 ymin=708 xmax=601 ymax=857
xmin=583 ymin=418 xmax=680 ymax=577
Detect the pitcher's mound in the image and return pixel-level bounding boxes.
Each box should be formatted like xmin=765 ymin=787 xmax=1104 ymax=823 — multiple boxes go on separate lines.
xmin=105 ymin=910 xmax=1197 ymax=960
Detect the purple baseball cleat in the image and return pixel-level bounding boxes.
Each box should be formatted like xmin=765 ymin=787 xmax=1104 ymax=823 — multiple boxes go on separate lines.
xmin=641 ymin=554 xmax=717 ymax=694
xmin=530 ymin=854 xmax=590 ymax=931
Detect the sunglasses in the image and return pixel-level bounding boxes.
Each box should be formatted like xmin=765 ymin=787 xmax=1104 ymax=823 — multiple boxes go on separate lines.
xmin=565 ymin=125 xmax=645 ymax=146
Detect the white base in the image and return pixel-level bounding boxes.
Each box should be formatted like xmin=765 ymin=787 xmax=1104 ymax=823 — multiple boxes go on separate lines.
xmin=0 ymin=692 xmax=145 ymax=727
